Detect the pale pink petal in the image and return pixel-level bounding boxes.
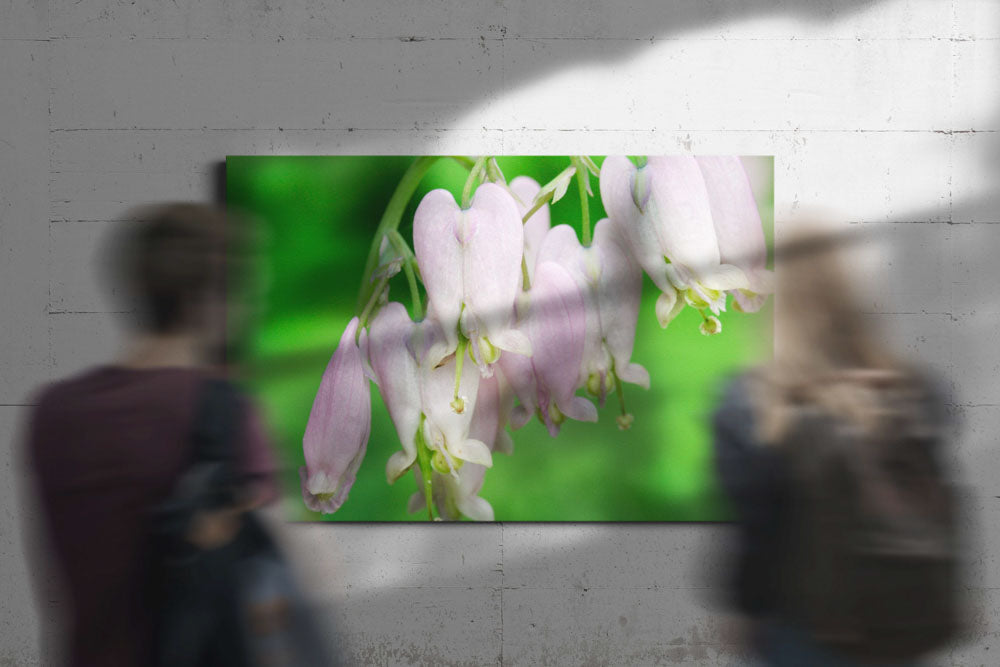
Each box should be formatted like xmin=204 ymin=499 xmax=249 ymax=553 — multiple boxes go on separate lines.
xmin=599 ymin=156 xmax=641 ymax=226
xmin=496 ymin=349 xmax=536 ymax=423
xmin=511 ymin=176 xmax=551 ymax=282
xmin=413 ymin=189 xmax=464 ymax=355
xmin=536 ymin=224 xmax=584 ymax=276
xmin=456 ymin=490 xmax=494 ymax=522
xmin=699 ymin=263 xmax=751 ymax=292
xmin=368 ymin=303 xmax=422 ymax=483
xmin=469 ymin=374 xmax=502 ymax=447
xmin=488 ymin=328 xmax=532 ymax=357
xmin=301 ymin=316 xmax=371 ymax=512
xmin=644 ymin=156 xmax=720 ymax=279
xmin=655 ymin=290 xmax=685 ymax=328
xmin=591 ymin=218 xmax=644 ymax=386
xmin=616 ymin=363 xmax=650 ymax=389
xmin=509 ymin=405 xmax=533 ymax=430
xmin=537 ymin=225 xmax=600 ymax=388
xmin=357 ymin=326 xmax=377 ymax=385
xmin=462 ymin=183 xmax=524 ymax=348
xmin=599 ymin=156 xmax=672 ymax=293
xmin=556 ymin=395 xmax=598 ymax=423
xmin=530 ymin=261 xmax=590 ymax=412
xmin=450 ymin=438 xmax=492 ymax=467
xmin=420 ymin=352 xmax=487 ymax=468
xmin=696 ymin=156 xmax=769 ymax=293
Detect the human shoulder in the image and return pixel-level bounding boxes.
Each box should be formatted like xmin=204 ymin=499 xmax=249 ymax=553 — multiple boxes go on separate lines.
xmin=715 ymin=369 xmax=764 ymax=431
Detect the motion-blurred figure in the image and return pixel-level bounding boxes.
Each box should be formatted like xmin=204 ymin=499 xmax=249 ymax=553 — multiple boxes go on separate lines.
xmin=23 ymin=204 xmax=286 ymax=666
xmin=713 ymin=226 xmax=964 ymax=666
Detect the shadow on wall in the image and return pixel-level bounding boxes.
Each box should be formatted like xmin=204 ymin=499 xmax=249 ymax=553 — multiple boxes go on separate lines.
xmin=199 ymin=0 xmax=997 ymax=663
xmin=20 ymin=0 xmax=997 ymax=664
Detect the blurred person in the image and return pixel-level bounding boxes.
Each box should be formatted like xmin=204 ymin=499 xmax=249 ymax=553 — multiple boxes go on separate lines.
xmin=23 ymin=204 xmax=285 ymax=666
xmin=712 ymin=225 xmax=964 ymax=666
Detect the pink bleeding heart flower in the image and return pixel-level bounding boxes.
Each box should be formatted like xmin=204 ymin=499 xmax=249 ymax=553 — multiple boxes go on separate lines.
xmin=414 ymin=183 xmax=532 ymax=376
xmin=499 ymin=261 xmax=597 ymax=437
xmin=600 ymin=156 xmax=752 ymax=330
xmin=536 ymin=220 xmax=649 ymax=411
xmin=695 ymin=156 xmax=773 ymax=313
xmin=509 ymin=175 xmax=551 ymax=285
xmin=407 ymin=372 xmax=510 ymax=521
xmin=419 ymin=348 xmax=493 ymax=475
xmin=300 ymin=316 xmax=371 ymax=514
xmin=367 ymin=302 xmax=424 ymax=484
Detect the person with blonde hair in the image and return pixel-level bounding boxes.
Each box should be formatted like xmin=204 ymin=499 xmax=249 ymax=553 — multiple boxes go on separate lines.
xmin=713 ymin=225 xmax=962 ymax=666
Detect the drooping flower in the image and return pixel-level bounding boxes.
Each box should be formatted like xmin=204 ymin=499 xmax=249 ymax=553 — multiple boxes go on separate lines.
xmin=414 ymin=183 xmax=532 ymax=375
xmin=419 ymin=348 xmax=493 ymax=475
xmin=600 ymin=156 xmax=752 ymax=329
xmin=695 ymin=156 xmax=773 ymax=313
xmin=407 ymin=372 xmax=510 ymax=521
xmin=367 ymin=302 xmax=423 ymax=484
xmin=509 ymin=175 xmax=551 ymax=286
xmin=499 ymin=261 xmax=597 ymax=437
xmin=300 ymin=316 xmax=371 ymax=513
xmin=535 ymin=219 xmax=649 ymax=413
xmin=369 ymin=301 xmax=493 ymax=487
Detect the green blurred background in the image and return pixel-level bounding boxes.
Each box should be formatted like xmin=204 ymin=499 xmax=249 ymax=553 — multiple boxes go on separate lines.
xmin=226 ymin=156 xmax=773 ymax=522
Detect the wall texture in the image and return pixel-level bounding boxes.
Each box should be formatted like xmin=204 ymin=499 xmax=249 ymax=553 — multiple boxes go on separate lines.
xmin=2 ymin=1 xmax=998 ymax=664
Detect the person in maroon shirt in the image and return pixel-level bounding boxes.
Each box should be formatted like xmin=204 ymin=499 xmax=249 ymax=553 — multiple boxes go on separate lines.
xmin=25 ymin=204 xmax=277 ymax=666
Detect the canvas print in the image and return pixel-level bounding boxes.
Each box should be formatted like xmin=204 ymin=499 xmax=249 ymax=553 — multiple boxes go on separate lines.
xmin=226 ymin=156 xmax=773 ymax=521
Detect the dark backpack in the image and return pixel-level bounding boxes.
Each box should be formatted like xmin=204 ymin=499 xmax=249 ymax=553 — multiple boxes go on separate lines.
xmin=150 ymin=379 xmax=339 ymax=667
xmin=780 ymin=386 xmax=961 ymax=661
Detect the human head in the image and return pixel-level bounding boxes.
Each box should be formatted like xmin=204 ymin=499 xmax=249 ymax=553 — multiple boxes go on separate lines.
xmin=757 ymin=222 xmax=906 ymax=441
xmin=107 ymin=203 xmax=255 ymax=365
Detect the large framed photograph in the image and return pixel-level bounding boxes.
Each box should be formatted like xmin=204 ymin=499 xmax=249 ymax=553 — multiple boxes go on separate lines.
xmin=226 ymin=155 xmax=773 ymax=521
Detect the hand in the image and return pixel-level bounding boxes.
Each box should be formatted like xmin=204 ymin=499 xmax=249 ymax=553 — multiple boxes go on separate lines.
xmin=186 ymin=507 xmax=242 ymax=550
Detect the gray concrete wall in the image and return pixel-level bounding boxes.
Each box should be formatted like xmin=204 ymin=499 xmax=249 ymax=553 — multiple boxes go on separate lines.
xmin=2 ymin=1 xmax=998 ymax=664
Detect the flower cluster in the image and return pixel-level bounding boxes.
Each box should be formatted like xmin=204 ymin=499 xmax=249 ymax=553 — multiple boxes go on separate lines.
xmin=300 ymin=155 xmax=772 ymax=521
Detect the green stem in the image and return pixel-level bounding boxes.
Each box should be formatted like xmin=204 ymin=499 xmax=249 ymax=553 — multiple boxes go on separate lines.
xmin=414 ymin=421 xmax=435 ymax=521
xmin=357 ymin=273 xmax=390 ymax=338
xmin=576 ymin=162 xmax=591 ymax=246
xmin=521 ymin=196 xmax=548 ymax=224
xmin=521 ymin=256 xmax=531 ymax=291
xmin=386 ymin=229 xmax=423 ymax=321
xmin=450 ymin=155 xmax=476 ymax=170
xmin=615 ymin=368 xmax=627 ymax=417
xmin=461 ymin=156 xmax=488 ymax=208
xmin=452 ymin=336 xmax=468 ymax=411
xmin=357 ymin=156 xmax=440 ymax=312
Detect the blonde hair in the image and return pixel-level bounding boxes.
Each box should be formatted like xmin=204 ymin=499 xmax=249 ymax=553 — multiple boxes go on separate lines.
xmin=752 ymin=225 xmax=922 ymax=444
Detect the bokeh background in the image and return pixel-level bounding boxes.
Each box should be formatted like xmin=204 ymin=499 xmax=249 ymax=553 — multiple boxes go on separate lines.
xmin=226 ymin=155 xmax=773 ymax=521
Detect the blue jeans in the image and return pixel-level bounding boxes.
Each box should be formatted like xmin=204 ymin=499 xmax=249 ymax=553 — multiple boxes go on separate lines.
xmin=759 ymin=622 xmax=920 ymax=667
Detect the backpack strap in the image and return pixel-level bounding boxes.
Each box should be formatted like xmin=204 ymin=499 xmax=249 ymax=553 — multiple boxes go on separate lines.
xmin=188 ymin=377 xmax=245 ymax=510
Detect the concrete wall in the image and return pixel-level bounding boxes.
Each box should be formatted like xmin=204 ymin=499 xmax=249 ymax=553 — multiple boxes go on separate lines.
xmin=2 ymin=1 xmax=998 ymax=664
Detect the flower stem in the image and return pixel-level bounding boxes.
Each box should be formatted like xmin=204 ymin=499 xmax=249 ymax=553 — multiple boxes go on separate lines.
xmin=357 ymin=272 xmax=390 ymax=338
xmin=521 ymin=196 xmax=548 ymax=224
xmin=521 ymin=256 xmax=531 ymax=291
xmin=576 ymin=161 xmax=591 ymax=246
xmin=415 ymin=420 xmax=435 ymax=521
xmin=450 ymin=155 xmax=476 ymax=170
xmin=386 ymin=229 xmax=423 ymax=321
xmin=358 ymin=156 xmax=440 ymax=312
xmin=461 ymin=156 xmax=488 ymax=208
xmin=615 ymin=370 xmax=627 ymax=416
xmin=452 ymin=336 xmax=468 ymax=412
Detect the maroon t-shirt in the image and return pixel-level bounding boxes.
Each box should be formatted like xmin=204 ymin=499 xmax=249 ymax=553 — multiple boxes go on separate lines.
xmin=26 ymin=366 xmax=277 ymax=667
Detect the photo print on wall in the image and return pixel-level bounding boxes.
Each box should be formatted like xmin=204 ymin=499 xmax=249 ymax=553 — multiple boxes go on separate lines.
xmin=226 ymin=155 xmax=774 ymax=521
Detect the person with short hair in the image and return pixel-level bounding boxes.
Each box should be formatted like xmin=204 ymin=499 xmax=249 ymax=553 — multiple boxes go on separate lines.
xmin=24 ymin=204 xmax=276 ymax=666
